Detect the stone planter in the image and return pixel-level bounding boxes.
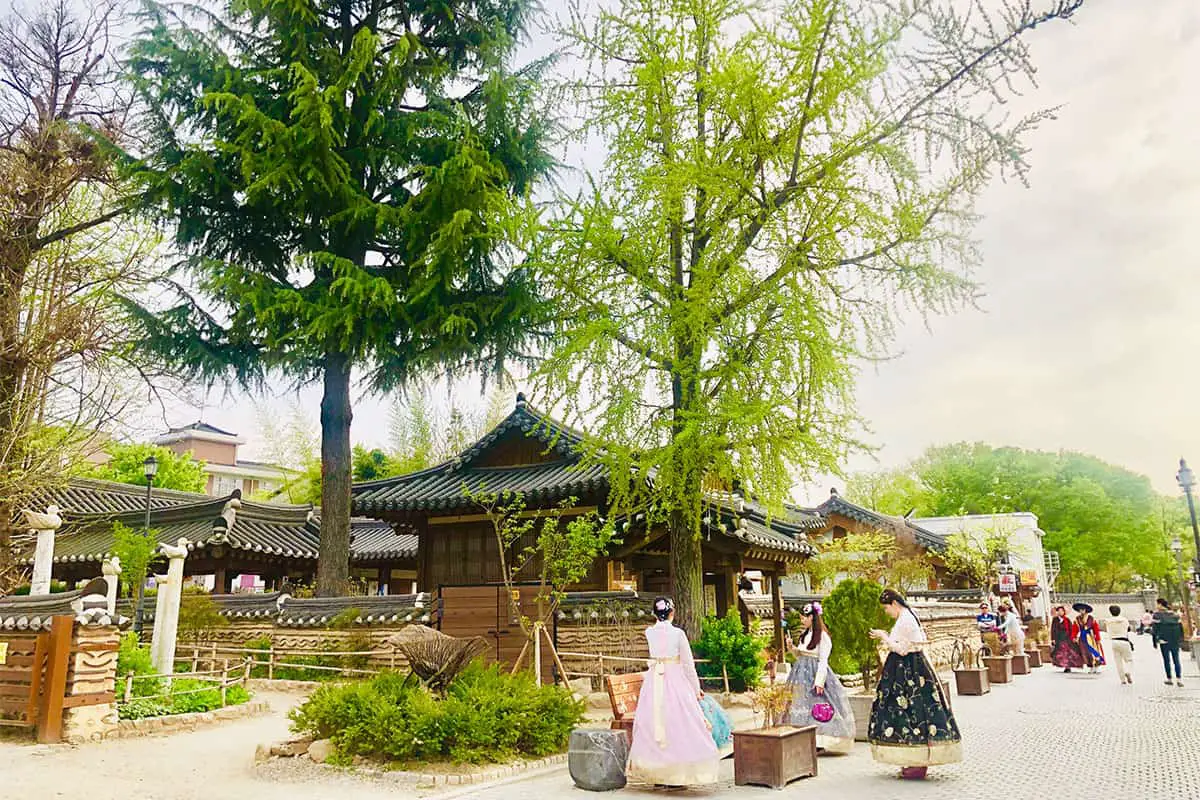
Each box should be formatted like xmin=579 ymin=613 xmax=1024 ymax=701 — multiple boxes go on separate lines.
xmin=983 ymin=655 xmax=1012 ymax=684
xmin=847 ymin=692 xmax=874 ymax=742
xmin=733 ymin=725 xmax=818 ymax=789
xmin=1025 ymin=648 xmax=1043 ymax=668
xmin=568 ymin=728 xmax=628 ymax=792
xmin=953 ymin=668 xmax=990 ymax=696
xmin=1011 ymin=653 xmax=1030 ymax=675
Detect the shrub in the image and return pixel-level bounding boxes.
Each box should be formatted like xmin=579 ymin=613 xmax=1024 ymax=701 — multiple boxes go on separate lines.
xmin=288 ymin=661 xmax=584 ymax=765
xmin=117 ymin=633 xmax=162 ymax=698
xmin=117 ymin=633 xmax=253 ymax=720
xmin=12 ymin=579 xmax=70 ymax=595
xmin=692 ymin=610 xmax=767 ymax=692
xmin=823 ymin=578 xmax=891 ymax=689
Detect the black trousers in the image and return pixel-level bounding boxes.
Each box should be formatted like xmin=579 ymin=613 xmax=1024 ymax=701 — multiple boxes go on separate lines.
xmin=1160 ymin=643 xmax=1182 ymax=679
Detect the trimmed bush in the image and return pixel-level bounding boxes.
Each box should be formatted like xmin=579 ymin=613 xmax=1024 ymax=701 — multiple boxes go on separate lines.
xmin=117 ymin=634 xmax=252 ymax=719
xmin=692 ymin=610 xmax=767 ymax=691
xmin=289 ymin=661 xmax=584 ymax=764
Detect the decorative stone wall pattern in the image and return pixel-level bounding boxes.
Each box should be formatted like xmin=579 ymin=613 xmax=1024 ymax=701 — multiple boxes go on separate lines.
xmin=62 ymin=625 xmax=121 ymax=743
xmin=174 ymin=621 xmax=416 ymax=671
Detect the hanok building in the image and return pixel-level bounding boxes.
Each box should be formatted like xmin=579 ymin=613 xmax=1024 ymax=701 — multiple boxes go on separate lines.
xmin=19 ymin=478 xmax=418 ymax=594
xmin=351 ymin=394 xmax=821 ymax=657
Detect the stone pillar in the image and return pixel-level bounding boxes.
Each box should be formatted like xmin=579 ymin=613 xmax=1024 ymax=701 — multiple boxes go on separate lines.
xmin=63 ymin=624 xmax=121 ymax=744
xmin=23 ymin=506 xmax=63 ymax=595
xmin=150 ymin=539 xmax=190 ymax=677
xmin=102 ymin=557 xmax=121 ymax=616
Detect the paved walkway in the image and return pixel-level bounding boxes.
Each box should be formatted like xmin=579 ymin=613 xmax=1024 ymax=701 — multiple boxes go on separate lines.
xmin=2 ymin=636 xmax=1197 ymax=799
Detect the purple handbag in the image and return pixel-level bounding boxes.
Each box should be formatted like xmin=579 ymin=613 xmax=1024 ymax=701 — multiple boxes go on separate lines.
xmin=811 ymin=702 xmax=835 ymax=723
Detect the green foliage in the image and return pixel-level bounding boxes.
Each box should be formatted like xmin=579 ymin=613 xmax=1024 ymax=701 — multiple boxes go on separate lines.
xmin=467 ymin=490 xmax=619 ymax=627
xmin=111 ymin=523 xmax=159 ymax=598
xmin=807 ymin=531 xmax=932 ymax=592
xmin=352 ymin=446 xmax=406 ymax=482
xmin=692 ymin=611 xmax=767 ymax=692
xmin=941 ymin=525 xmax=1023 ymax=590
xmin=823 ymin=579 xmax=891 ymax=689
xmin=532 ymin=0 xmax=1082 ymax=633
xmin=12 ymin=580 xmax=70 ymax=595
xmin=118 ymin=633 xmax=161 ymax=696
xmin=289 ymin=662 xmax=584 ymax=764
xmin=119 ymin=677 xmax=251 ymax=720
xmin=177 ymin=593 xmax=228 ymax=644
xmin=849 ymin=443 xmax=1176 ymax=592
xmin=82 ymin=442 xmax=206 ymax=493
xmin=126 ymin=0 xmax=555 ymax=592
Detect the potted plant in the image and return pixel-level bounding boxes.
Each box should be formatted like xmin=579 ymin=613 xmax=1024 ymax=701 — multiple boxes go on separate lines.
xmin=823 ymin=579 xmax=891 ymax=741
xmin=732 ymin=684 xmax=817 ymax=789
xmin=981 ymin=632 xmax=1012 ymax=684
xmin=951 ymin=637 xmax=990 ymax=695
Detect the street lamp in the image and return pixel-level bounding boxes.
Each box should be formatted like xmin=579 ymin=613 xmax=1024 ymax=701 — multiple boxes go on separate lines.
xmin=1176 ymin=458 xmax=1200 ymax=585
xmin=1172 ymin=536 xmax=1194 ymax=636
xmin=133 ymin=455 xmax=158 ymax=635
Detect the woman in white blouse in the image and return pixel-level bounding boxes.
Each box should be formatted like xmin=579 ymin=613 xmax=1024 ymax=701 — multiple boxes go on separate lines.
xmin=783 ymin=601 xmax=855 ymax=753
xmin=867 ymin=589 xmax=962 ymax=780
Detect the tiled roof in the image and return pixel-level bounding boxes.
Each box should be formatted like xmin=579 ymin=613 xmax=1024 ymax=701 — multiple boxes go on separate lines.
xmin=167 ymin=421 xmax=239 ymax=437
xmin=353 ymin=395 xmax=607 ymax=513
xmin=0 ymin=580 xmax=130 ymax=630
xmin=16 ymin=479 xmax=417 ymax=567
xmin=807 ymin=493 xmax=947 ymax=552
xmin=119 ymin=592 xmax=431 ymax=627
xmin=41 ymin=478 xmax=204 ymax=515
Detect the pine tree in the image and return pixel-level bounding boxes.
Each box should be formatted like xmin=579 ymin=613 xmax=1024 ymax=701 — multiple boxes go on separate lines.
xmin=126 ymin=0 xmax=554 ymax=594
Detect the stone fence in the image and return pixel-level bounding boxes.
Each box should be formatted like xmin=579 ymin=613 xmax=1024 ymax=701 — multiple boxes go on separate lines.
xmin=1054 ymin=591 xmax=1157 ymax=620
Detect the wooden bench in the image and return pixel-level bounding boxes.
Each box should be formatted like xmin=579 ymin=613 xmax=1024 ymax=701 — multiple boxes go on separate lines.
xmin=605 ymin=672 xmax=643 ymax=744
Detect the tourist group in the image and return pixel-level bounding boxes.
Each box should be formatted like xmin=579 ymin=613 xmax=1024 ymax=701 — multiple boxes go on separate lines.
xmin=624 ymin=590 xmax=961 ymax=789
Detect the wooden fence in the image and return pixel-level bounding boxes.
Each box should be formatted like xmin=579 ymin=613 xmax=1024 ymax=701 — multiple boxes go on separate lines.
xmin=175 ymin=642 xmax=394 ymax=679
xmin=120 ymin=657 xmax=253 ymax=709
xmin=0 ymin=616 xmax=74 ymax=743
xmin=556 ymin=650 xmax=732 ymax=694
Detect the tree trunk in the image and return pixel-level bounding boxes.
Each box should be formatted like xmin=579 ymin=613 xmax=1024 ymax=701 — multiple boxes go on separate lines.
xmin=669 ymin=507 xmax=704 ymax=639
xmin=316 ymin=350 xmax=353 ymax=596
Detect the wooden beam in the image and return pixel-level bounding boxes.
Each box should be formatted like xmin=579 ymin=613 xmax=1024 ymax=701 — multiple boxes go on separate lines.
xmin=427 ymin=506 xmax=599 ymax=525
xmin=771 ymin=566 xmax=785 ymax=666
xmin=36 ymin=616 xmax=72 ymax=744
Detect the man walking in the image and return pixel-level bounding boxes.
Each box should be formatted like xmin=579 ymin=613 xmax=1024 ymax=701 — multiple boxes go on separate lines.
xmin=1152 ymin=598 xmax=1185 ymax=687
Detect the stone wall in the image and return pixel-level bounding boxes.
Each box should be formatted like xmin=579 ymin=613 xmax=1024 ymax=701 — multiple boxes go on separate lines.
xmin=174 ymin=620 xmax=418 ymax=671
xmin=1056 ymin=591 xmax=1157 ymax=620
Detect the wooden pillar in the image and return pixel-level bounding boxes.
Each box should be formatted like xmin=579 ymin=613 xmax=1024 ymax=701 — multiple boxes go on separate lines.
xmin=719 ymin=567 xmax=738 ymax=620
xmin=771 ymin=566 xmax=785 ymax=663
xmin=37 ymin=615 xmax=73 ymax=744
xmin=213 ymin=566 xmax=231 ymax=595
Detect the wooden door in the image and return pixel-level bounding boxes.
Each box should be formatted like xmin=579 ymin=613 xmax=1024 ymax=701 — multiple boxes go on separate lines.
xmin=438 ymin=585 xmax=556 ymax=682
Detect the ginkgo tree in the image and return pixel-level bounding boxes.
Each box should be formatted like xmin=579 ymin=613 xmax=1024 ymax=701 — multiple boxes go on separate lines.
xmin=534 ymin=0 xmax=1085 ymax=635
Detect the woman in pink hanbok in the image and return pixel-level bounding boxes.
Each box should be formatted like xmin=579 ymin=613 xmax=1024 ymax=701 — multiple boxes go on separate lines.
xmin=626 ymin=597 xmax=720 ymax=788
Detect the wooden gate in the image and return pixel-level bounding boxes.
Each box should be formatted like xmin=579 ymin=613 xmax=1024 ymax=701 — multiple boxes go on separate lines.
xmin=438 ymin=585 xmax=556 ymax=682
xmin=0 ymin=616 xmax=73 ymax=742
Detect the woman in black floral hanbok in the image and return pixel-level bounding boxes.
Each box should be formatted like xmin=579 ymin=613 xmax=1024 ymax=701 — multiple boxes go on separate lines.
xmin=867 ymin=589 xmax=962 ymax=780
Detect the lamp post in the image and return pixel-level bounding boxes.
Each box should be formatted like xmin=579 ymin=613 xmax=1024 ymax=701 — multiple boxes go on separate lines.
xmin=1172 ymin=536 xmax=1194 ymax=637
xmin=1176 ymin=459 xmax=1200 ymax=585
xmin=133 ymin=455 xmax=158 ymax=635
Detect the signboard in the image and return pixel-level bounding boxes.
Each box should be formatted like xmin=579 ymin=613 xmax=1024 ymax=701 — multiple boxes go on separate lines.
xmin=998 ymin=573 xmax=1017 ymax=593
xmin=1019 ymin=570 xmax=1039 ymax=587
xmin=0 ymin=642 xmax=7 ymax=665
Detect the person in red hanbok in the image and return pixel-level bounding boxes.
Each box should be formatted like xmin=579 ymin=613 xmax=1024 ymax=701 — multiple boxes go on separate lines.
xmin=1050 ymin=606 xmax=1083 ymax=672
xmin=1073 ymin=603 xmax=1105 ymax=673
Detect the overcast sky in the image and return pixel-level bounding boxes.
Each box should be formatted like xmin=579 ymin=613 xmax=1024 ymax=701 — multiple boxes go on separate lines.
xmin=167 ymin=0 xmax=1200 ymax=501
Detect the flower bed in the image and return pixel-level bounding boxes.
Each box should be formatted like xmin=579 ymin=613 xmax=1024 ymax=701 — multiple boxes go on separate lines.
xmin=288 ymin=662 xmax=584 ymax=765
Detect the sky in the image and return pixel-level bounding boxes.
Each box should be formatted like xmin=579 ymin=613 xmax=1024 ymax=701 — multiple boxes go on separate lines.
xmin=157 ymin=0 xmax=1200 ymax=501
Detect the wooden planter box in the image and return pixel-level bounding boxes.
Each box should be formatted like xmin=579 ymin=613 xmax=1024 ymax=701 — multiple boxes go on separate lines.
xmin=1025 ymin=648 xmax=1043 ymax=668
xmin=1037 ymin=643 xmax=1053 ymax=662
xmin=953 ymin=667 xmax=990 ymax=696
xmin=983 ymin=655 xmax=1012 ymax=684
xmin=1011 ymin=653 xmax=1030 ymax=675
xmin=733 ymin=725 xmax=818 ymax=789
xmin=938 ymin=677 xmax=953 ymax=714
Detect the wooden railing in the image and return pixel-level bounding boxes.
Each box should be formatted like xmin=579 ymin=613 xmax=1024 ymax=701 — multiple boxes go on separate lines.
xmin=119 ymin=657 xmax=253 ymax=708
xmin=174 ymin=643 xmax=394 ymax=679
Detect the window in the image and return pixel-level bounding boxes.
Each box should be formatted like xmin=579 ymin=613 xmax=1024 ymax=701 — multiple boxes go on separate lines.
xmin=211 ymin=475 xmax=240 ymax=496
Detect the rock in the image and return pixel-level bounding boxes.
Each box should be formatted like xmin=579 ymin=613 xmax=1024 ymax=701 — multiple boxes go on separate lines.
xmin=568 ymin=728 xmax=628 ymax=791
xmin=307 ymin=739 xmax=335 ymax=764
xmin=568 ymin=677 xmax=594 ymax=696
xmin=271 ymin=737 xmax=314 ymax=757
xmin=586 ymin=692 xmax=611 ymax=710
xmin=254 ymin=744 xmax=273 ymax=764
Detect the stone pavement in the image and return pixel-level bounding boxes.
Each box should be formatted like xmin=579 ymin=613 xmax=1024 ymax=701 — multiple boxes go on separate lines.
xmin=2 ymin=636 xmax=1197 ymax=800
xmin=467 ymin=634 xmax=1200 ymax=800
